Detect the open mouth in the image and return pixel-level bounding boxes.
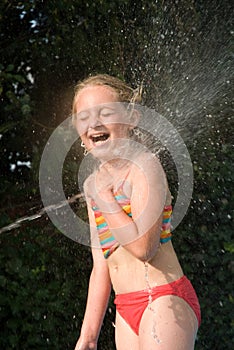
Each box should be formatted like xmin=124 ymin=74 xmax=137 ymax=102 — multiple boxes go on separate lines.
xmin=90 ymin=133 xmax=110 ymax=146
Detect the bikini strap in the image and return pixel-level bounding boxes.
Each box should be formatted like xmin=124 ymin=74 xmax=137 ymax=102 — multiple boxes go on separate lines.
xmin=113 ymin=168 xmax=131 ymax=195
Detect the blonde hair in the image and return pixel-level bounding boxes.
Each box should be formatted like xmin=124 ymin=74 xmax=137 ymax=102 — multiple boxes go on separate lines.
xmin=72 ymin=74 xmax=142 ymax=115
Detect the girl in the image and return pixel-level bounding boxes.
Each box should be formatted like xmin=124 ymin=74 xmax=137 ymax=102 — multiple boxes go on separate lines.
xmin=72 ymin=74 xmax=200 ymax=350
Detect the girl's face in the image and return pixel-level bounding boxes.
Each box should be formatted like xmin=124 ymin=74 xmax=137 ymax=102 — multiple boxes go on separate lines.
xmin=73 ymin=85 xmax=132 ymax=159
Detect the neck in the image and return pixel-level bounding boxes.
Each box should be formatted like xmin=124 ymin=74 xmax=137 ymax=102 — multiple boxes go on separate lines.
xmin=100 ymin=157 xmax=130 ymax=172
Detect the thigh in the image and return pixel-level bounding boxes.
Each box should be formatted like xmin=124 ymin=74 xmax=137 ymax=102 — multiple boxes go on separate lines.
xmin=139 ymin=295 xmax=198 ymax=350
xmin=115 ymin=311 xmax=140 ymax=350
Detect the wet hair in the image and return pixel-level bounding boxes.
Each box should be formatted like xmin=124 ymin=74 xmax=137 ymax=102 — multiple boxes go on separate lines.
xmin=72 ymin=74 xmax=142 ymax=116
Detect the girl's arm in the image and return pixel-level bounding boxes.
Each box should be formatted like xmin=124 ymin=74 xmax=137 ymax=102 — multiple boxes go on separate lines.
xmin=74 ymin=205 xmax=111 ymax=350
xmin=88 ymin=153 xmax=169 ymax=262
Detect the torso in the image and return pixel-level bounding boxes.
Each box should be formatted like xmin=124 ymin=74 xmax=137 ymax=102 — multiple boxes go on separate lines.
xmin=91 ymin=154 xmax=184 ymax=294
xmin=107 ymin=242 xmax=184 ymax=294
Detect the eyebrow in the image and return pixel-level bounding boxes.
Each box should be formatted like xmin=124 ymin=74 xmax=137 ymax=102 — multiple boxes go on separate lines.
xmin=100 ymin=105 xmax=116 ymax=111
xmin=76 ymin=103 xmax=118 ymax=116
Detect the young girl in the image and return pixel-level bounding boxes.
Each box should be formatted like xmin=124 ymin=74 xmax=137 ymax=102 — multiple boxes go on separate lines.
xmin=72 ymin=74 xmax=201 ymax=350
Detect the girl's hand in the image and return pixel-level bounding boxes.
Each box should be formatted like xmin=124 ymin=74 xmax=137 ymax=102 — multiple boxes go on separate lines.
xmin=74 ymin=338 xmax=97 ymax=350
xmin=84 ymin=164 xmax=114 ymax=202
xmin=95 ymin=164 xmax=115 ymax=195
xmin=84 ymin=164 xmax=123 ymax=214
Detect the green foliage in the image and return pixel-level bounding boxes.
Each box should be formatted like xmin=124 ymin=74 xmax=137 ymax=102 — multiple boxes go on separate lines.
xmin=0 ymin=216 xmax=115 ymax=349
xmin=173 ymin=120 xmax=234 ymax=349
xmin=0 ymin=224 xmax=88 ymax=349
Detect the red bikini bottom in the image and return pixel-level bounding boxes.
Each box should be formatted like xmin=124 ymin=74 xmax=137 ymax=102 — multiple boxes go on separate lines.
xmin=114 ymin=275 xmax=201 ymax=335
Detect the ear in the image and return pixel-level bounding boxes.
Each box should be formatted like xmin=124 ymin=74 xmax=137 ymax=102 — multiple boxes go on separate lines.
xmin=129 ymin=109 xmax=140 ymax=129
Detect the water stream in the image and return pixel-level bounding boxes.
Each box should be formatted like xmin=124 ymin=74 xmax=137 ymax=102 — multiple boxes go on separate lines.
xmin=0 ymin=193 xmax=83 ymax=234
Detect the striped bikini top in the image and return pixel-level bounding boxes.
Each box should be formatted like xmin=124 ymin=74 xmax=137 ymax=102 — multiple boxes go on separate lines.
xmin=91 ymin=188 xmax=173 ymax=259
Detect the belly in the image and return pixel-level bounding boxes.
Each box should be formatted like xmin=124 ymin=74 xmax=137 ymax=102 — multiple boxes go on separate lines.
xmin=107 ymin=241 xmax=184 ymax=294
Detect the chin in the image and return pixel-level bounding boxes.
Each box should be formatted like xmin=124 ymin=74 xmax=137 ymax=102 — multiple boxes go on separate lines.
xmin=91 ymin=148 xmax=111 ymax=161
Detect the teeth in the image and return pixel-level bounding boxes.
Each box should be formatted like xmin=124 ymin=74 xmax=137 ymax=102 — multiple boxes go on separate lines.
xmin=91 ymin=133 xmax=109 ymax=142
xmin=95 ymin=140 xmax=108 ymax=144
xmin=92 ymin=134 xmax=106 ymax=138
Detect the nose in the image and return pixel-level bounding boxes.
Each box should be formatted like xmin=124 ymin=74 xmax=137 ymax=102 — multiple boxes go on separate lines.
xmin=88 ymin=111 xmax=101 ymax=129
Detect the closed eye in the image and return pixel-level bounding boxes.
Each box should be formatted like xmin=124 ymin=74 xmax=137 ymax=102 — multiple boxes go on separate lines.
xmin=100 ymin=108 xmax=116 ymax=117
xmin=76 ymin=112 xmax=89 ymax=121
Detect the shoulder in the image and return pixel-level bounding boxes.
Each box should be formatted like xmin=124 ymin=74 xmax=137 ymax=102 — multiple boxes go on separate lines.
xmin=128 ymin=151 xmax=171 ymax=201
xmin=129 ymin=151 xmax=164 ymax=177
